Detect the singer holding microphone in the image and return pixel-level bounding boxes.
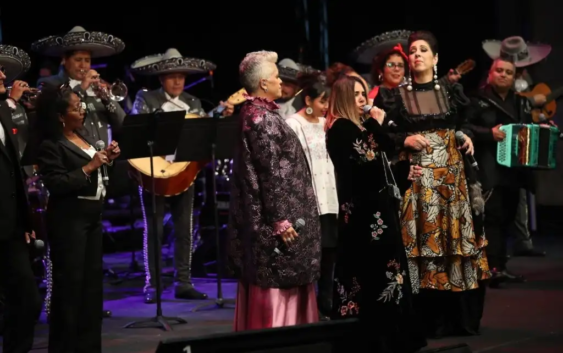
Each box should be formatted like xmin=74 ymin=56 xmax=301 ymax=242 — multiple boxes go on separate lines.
xmin=35 ymin=85 xmax=120 ymax=353
xmin=229 ymin=51 xmax=321 ymax=331
xmin=374 ymin=30 xmax=490 ymax=338
xmin=326 ymin=75 xmax=425 ymax=352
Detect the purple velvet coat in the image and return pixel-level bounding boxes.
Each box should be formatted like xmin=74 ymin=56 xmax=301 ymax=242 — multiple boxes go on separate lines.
xmin=228 ymin=96 xmax=321 ymax=289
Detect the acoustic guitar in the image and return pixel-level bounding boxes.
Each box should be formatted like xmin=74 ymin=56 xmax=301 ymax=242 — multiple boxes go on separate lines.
xmin=517 ymin=83 xmax=563 ymax=123
xmin=129 ymin=88 xmax=247 ymax=197
xmin=452 ymin=59 xmax=476 ymax=76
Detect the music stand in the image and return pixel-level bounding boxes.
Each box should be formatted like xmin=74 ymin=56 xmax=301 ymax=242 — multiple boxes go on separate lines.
xmin=117 ymin=110 xmax=188 ymax=331
xmin=173 ymin=116 xmax=239 ymax=311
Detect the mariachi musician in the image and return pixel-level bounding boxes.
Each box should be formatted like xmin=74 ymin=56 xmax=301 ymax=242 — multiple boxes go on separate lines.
xmin=130 ymin=48 xmax=234 ymax=303
xmin=482 ymin=36 xmax=548 ymax=258
xmin=466 ymin=36 xmax=550 ymax=288
xmin=32 ymin=26 xmax=126 ymax=146
xmin=0 ymin=44 xmax=42 ymax=353
xmin=31 ymin=25 xmax=126 ymax=318
xmin=276 ymin=58 xmax=326 ymax=119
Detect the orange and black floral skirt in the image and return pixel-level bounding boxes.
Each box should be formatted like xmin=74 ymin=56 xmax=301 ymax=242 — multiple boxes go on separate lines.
xmin=400 ymin=129 xmax=490 ymax=292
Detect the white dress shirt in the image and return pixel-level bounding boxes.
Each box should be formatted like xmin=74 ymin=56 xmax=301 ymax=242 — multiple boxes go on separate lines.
xmin=0 ymin=116 xmax=5 ymax=145
xmin=77 ymin=146 xmax=106 ymax=201
xmin=161 ymin=92 xmax=191 ymax=162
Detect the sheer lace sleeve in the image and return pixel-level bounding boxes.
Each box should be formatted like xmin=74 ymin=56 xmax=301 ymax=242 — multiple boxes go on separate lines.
xmin=442 ymin=81 xmax=474 ymax=139
xmin=374 ymin=87 xmax=407 ymax=153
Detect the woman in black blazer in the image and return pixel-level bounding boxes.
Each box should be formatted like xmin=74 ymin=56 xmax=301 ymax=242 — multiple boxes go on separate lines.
xmin=35 ymin=86 xmax=120 ymax=353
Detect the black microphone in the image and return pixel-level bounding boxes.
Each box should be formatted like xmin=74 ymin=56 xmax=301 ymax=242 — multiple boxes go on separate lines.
xmin=363 ymin=105 xmax=395 ymax=126
xmin=455 ymin=131 xmax=479 ymax=170
xmin=95 ymin=140 xmax=109 ymax=186
xmin=274 ymin=218 xmax=305 ymax=255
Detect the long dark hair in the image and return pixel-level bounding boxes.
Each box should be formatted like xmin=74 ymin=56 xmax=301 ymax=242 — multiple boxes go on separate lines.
xmin=297 ymin=72 xmax=331 ymax=104
xmin=34 ymin=85 xmax=76 ymax=140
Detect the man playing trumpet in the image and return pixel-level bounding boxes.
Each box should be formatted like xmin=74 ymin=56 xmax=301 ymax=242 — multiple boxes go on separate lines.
xmin=32 ymin=26 xmax=126 ymax=145
xmin=31 ymin=26 xmax=126 ymax=319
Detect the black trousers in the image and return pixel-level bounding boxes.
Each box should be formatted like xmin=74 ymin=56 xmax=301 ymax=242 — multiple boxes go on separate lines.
xmin=317 ymin=214 xmax=337 ymax=315
xmin=142 ymin=185 xmax=194 ymax=290
xmin=47 ymin=200 xmax=104 ymax=353
xmin=0 ymin=236 xmax=42 ymax=353
xmin=484 ymin=186 xmax=520 ymax=270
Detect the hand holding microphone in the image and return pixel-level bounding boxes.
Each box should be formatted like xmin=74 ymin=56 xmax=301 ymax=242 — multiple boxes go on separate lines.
xmin=95 ymin=141 xmax=110 ymax=186
xmin=455 ymin=131 xmax=474 ymax=155
xmin=455 ymin=131 xmax=478 ymax=170
xmin=25 ymin=230 xmax=44 ymax=251
xmin=362 ymin=105 xmax=386 ymax=125
xmin=278 ymin=218 xmax=305 ymax=247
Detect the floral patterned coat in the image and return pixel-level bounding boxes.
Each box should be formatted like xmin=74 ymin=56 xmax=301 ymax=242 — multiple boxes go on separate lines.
xmin=326 ymin=117 xmax=425 ymax=351
xmin=227 ymin=97 xmax=321 ymax=289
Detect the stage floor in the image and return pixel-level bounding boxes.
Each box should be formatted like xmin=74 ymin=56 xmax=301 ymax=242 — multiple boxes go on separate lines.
xmin=6 ymin=235 xmax=563 ymax=353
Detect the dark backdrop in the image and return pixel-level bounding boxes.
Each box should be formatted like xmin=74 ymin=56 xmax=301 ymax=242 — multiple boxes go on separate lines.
xmin=3 ymin=1 xmax=499 ymax=104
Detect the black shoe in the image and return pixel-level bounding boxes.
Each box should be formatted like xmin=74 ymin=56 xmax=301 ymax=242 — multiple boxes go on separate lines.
xmin=144 ymin=290 xmax=156 ymax=304
xmin=102 ymin=309 xmax=112 ymax=318
xmin=502 ymin=270 xmax=526 ymax=283
xmin=174 ymin=285 xmax=208 ymax=300
xmin=513 ymin=249 xmax=546 ymax=257
xmin=489 ymin=268 xmax=509 ymax=288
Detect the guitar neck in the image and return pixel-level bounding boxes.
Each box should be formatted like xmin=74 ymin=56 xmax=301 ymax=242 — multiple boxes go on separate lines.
xmin=546 ymin=86 xmax=563 ymax=104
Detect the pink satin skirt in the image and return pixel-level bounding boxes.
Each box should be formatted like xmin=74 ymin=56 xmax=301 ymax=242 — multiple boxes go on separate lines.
xmin=233 ymin=281 xmax=318 ymax=331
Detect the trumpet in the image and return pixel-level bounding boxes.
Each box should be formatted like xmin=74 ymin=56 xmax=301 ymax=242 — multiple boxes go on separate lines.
xmin=6 ymin=85 xmax=42 ymax=105
xmin=91 ymin=77 xmax=128 ymax=102
xmin=79 ymin=69 xmax=128 ymax=102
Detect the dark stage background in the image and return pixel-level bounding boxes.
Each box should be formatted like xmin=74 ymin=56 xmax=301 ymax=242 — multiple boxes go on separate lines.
xmin=2 ymin=0 xmax=563 ymax=204
xmin=2 ymin=1 xmax=500 ymax=100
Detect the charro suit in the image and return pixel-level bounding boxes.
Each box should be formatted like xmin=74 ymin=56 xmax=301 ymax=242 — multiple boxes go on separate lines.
xmin=131 ymin=88 xmax=206 ymax=299
xmin=38 ymin=71 xmax=126 ymax=145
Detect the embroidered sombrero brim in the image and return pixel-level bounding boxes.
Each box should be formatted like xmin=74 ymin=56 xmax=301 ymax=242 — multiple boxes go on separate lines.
xmin=278 ymin=65 xmax=300 ymax=83
xmin=482 ymin=40 xmax=552 ymax=67
xmin=0 ymin=45 xmax=31 ymax=83
xmin=353 ymin=30 xmax=412 ymax=65
xmin=130 ymin=54 xmax=216 ymax=75
xmin=31 ymin=30 xmax=125 ymax=58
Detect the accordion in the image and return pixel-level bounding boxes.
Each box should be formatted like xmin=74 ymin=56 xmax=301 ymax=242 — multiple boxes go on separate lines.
xmin=497 ymin=124 xmax=559 ymax=169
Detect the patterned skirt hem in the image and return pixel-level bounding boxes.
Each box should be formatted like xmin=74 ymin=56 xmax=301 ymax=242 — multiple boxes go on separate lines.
xmin=408 ymin=254 xmax=491 ymax=293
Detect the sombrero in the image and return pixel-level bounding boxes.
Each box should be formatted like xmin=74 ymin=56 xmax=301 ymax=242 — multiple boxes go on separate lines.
xmin=130 ymin=48 xmax=216 ymax=75
xmin=278 ymin=58 xmax=300 ymax=83
xmin=353 ymin=30 xmax=412 ymax=65
xmin=482 ymin=36 xmax=551 ymax=68
xmin=31 ymin=26 xmax=125 ymax=58
xmin=0 ymin=45 xmax=31 ymax=83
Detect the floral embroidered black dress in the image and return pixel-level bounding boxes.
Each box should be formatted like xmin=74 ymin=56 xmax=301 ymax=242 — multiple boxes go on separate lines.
xmin=326 ymin=117 xmax=426 ymax=352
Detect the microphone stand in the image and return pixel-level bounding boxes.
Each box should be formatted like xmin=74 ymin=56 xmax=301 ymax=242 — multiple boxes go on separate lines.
xmin=192 ymin=111 xmax=235 ymax=312
xmin=124 ymin=109 xmax=187 ymax=330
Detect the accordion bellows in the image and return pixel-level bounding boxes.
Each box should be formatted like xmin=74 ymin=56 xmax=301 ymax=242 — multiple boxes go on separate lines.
xmin=497 ymin=124 xmax=559 ymax=169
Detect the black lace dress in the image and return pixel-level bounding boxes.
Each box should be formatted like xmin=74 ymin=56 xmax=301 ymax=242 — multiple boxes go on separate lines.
xmin=327 ymin=117 xmax=426 ymax=352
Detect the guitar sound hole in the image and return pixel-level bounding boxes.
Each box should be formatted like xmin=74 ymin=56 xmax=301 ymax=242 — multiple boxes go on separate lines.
xmin=160 ymin=170 xmax=165 ymax=173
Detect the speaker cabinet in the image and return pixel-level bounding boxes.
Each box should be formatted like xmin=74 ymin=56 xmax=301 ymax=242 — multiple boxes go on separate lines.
xmin=423 ymin=344 xmax=472 ymax=352
xmin=156 ymin=319 xmax=359 ymax=353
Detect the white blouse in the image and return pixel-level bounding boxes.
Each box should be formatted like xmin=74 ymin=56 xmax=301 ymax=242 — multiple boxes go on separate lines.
xmin=286 ymin=113 xmax=338 ymax=215
xmin=78 ymin=146 xmax=106 ymax=201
